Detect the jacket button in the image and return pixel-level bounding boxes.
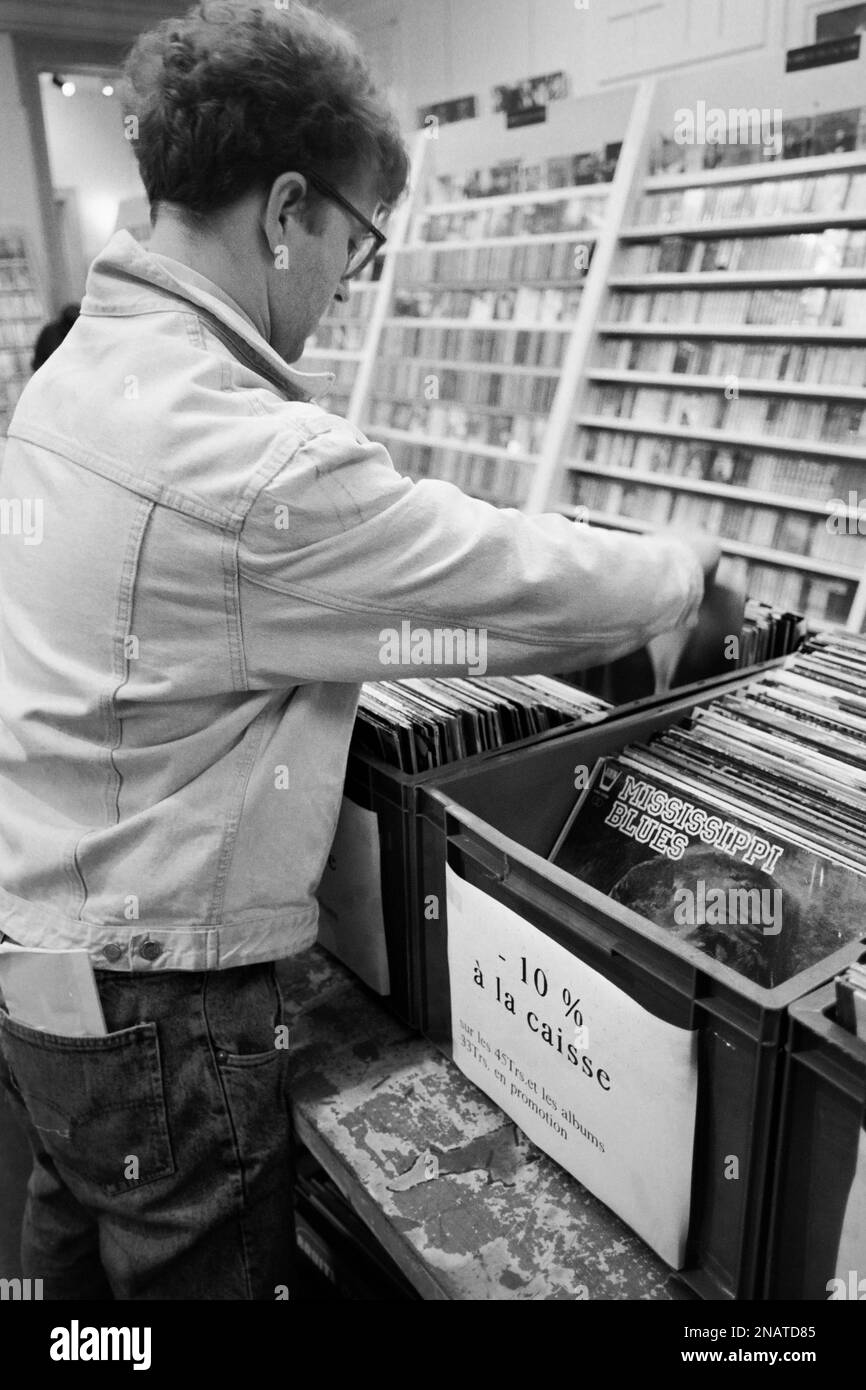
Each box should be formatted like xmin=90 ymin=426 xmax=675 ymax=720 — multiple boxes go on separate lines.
xmin=137 ymin=939 xmax=163 ymax=962
xmin=102 ymin=943 xmax=123 ymax=963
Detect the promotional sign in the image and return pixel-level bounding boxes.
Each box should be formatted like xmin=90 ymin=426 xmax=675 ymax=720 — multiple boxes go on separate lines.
xmin=446 ymin=867 xmax=698 ymax=1267
xmin=786 ymin=36 xmax=860 ymax=72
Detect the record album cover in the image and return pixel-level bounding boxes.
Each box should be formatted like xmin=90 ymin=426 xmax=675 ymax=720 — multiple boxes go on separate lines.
xmin=551 ymin=756 xmax=866 ymax=987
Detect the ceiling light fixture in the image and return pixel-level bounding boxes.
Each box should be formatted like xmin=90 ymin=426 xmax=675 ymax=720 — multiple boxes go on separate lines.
xmin=61 ymin=80 xmax=76 ymax=97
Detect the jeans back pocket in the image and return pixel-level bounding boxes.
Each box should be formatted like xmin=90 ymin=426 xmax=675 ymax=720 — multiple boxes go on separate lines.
xmin=0 ymin=1010 xmax=176 ymax=1196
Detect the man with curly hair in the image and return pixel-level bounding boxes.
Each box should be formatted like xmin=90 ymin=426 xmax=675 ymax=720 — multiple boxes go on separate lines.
xmin=0 ymin=1 xmax=717 ymax=1299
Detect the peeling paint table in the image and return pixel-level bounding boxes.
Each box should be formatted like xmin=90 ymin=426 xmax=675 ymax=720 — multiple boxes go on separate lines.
xmin=278 ymin=945 xmax=694 ymax=1302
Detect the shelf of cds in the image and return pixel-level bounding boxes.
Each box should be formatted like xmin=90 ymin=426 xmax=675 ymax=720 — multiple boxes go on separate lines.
xmin=550 ymin=128 xmax=866 ymax=631
xmin=326 ymin=84 xmax=646 ymax=509
xmin=293 ymin=131 xmax=431 ymax=421
xmin=0 ymin=228 xmax=47 ymax=438
xmin=292 ymin=75 xmax=866 ymax=631
xmin=294 ymin=266 xmax=385 ymax=418
xmin=360 ymin=178 xmax=612 ymax=507
xmin=293 ymin=86 xmax=645 ymax=509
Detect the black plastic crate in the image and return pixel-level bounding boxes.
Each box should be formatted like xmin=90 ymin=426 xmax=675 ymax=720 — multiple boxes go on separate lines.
xmin=765 ymin=980 xmax=866 ymax=1301
xmin=294 ymin=1147 xmax=419 ymax=1300
xmin=318 ymin=666 xmax=778 ymax=1027
xmin=415 ymin=678 xmax=866 ymax=1300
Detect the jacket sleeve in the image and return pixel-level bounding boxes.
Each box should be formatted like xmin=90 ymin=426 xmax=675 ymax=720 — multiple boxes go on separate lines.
xmin=237 ymin=414 xmax=704 ymax=684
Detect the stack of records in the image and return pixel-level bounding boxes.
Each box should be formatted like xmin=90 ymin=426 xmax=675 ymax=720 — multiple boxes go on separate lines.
xmin=739 ymin=600 xmax=806 ymax=668
xmin=551 ymin=631 xmax=866 ymax=988
xmin=352 ymin=675 xmax=611 ymax=774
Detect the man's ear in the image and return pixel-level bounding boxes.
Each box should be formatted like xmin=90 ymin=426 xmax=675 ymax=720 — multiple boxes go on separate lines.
xmin=261 ymin=172 xmax=309 ymax=255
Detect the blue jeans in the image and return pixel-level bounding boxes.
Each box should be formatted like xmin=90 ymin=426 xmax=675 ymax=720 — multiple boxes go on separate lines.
xmin=0 ymin=961 xmax=295 ymax=1300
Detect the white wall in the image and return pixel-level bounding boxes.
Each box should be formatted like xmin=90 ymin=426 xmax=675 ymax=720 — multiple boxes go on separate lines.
xmin=323 ymin=0 xmax=866 ymax=126
xmin=39 ymin=74 xmax=145 ymax=286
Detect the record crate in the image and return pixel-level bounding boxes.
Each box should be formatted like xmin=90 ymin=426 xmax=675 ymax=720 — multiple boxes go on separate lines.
xmin=318 ymin=666 xmax=776 ymax=1029
xmin=415 ymin=677 xmax=866 ymax=1301
xmin=764 ymin=979 xmax=866 ymax=1301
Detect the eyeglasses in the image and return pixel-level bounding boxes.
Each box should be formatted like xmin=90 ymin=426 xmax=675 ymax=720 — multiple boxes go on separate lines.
xmin=301 ymin=170 xmax=387 ymax=280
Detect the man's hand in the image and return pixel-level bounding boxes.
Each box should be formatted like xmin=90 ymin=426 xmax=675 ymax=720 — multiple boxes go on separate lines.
xmin=647 ymin=527 xmax=727 ymax=691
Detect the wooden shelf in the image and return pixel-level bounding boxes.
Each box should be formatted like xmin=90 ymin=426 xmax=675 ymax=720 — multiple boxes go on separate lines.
xmin=621 ymin=210 xmax=866 ymax=240
xmin=595 ymin=322 xmax=866 ymax=342
xmin=609 ymin=269 xmax=866 ymax=290
xmin=394 ymin=276 xmax=586 ymax=291
xmin=558 ymin=504 xmax=861 ymax=576
xmin=377 ymin=354 xmax=559 ymax=378
xmin=587 ymin=368 xmax=866 ymax=402
xmin=422 ymin=185 xmax=611 ymax=215
xmin=385 ymin=315 xmax=573 ymax=333
xmin=366 ymin=422 xmax=538 ymax=464
xmin=577 ymin=413 xmax=866 ymax=463
xmin=400 ymin=231 xmax=598 ymax=253
xmin=368 ymin=390 xmax=551 ymax=421
xmin=644 ymin=149 xmax=866 ymax=192
xmin=718 ymin=540 xmax=861 ymax=577
xmin=565 ymin=462 xmax=860 ymax=516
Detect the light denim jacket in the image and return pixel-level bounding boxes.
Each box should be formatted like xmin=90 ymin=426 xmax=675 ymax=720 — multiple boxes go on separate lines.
xmin=0 ymin=230 xmax=702 ymax=971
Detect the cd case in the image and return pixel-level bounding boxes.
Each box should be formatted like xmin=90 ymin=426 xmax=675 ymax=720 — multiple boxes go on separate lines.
xmin=0 ymin=943 xmax=107 ymax=1036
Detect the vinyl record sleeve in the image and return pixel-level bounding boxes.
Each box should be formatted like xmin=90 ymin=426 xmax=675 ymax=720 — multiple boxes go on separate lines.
xmin=649 ymin=732 xmax=866 ymax=859
xmin=551 ymin=755 xmax=866 ymax=987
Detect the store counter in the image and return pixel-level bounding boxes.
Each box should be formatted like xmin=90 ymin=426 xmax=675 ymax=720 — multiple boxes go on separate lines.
xmin=278 ymin=946 xmax=694 ymax=1302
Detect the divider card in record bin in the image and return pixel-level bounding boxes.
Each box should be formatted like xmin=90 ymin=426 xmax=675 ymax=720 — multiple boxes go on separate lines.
xmin=446 ymin=867 xmax=698 ymax=1268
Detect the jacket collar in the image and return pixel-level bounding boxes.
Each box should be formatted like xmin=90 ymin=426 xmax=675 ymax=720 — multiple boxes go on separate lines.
xmin=81 ymin=231 xmax=335 ymax=404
